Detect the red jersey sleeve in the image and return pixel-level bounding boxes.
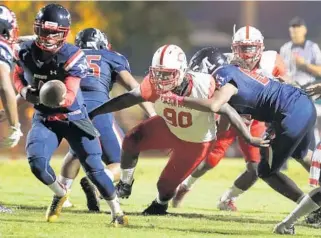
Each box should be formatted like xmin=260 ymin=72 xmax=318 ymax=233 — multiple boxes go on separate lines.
xmin=61 ymin=76 xmax=81 ymax=107
xmin=272 ymin=54 xmax=287 ymax=77
xmin=139 ymin=75 xmax=159 ymax=102
xmin=13 ymin=65 xmax=27 ymax=93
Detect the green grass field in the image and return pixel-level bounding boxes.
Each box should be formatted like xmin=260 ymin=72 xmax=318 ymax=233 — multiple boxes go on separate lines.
xmin=0 ymin=157 xmax=320 ymax=238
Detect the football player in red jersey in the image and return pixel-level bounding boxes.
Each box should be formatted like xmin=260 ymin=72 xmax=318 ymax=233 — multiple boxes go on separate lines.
xmin=172 ymin=26 xmax=292 ymax=211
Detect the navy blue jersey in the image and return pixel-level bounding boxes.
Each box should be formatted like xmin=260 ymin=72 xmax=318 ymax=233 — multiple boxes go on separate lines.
xmin=80 ymin=49 xmax=130 ymax=106
xmin=0 ymin=40 xmax=14 ymax=70
xmin=16 ymin=41 xmax=88 ymax=118
xmin=213 ymin=64 xmax=306 ymax=122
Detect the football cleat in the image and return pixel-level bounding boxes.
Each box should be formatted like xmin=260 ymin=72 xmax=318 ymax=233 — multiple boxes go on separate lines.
xmin=111 ymin=213 xmax=129 ymax=227
xmin=273 ymin=222 xmax=295 ymax=235
xmin=142 ymin=200 xmax=168 ymax=216
xmin=0 ymin=205 xmax=13 ymax=213
xmin=115 ymin=180 xmax=134 ymax=199
xmin=62 ymin=198 xmax=74 ymax=208
xmin=305 ymin=208 xmax=321 ymax=226
xmin=217 ymin=197 xmax=237 ymax=211
xmin=80 ymin=177 xmax=100 ymax=212
xmin=172 ymin=184 xmax=190 ymax=208
xmin=46 ymin=191 xmax=69 ymax=222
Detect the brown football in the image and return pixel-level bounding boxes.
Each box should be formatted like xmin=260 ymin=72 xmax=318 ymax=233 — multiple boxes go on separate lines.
xmin=39 ymin=80 xmax=67 ymax=108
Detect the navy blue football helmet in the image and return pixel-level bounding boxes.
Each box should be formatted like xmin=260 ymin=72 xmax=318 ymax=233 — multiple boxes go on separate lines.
xmin=34 ymin=4 xmax=71 ymax=52
xmin=189 ymin=47 xmax=228 ymax=75
xmin=75 ymin=28 xmax=109 ymax=50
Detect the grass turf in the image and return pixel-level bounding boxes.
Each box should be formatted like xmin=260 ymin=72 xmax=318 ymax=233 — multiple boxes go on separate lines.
xmin=0 ymin=157 xmax=320 ymax=237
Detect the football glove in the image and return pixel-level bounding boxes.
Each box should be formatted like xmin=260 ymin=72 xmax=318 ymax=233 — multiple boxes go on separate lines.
xmin=0 ymin=123 xmax=23 ymax=148
xmin=20 ymin=86 xmax=39 ymax=105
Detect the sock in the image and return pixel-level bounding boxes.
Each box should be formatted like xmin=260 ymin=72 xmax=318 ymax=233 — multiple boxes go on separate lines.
xmin=106 ymin=196 xmax=123 ymax=218
xmin=120 ymin=168 xmax=135 ymax=184
xmin=58 ymin=175 xmax=74 ymax=190
xmin=104 ymin=169 xmax=114 ymax=182
xmin=48 ymin=180 xmax=67 ymax=197
xmin=156 ymin=194 xmax=169 ymax=205
xmin=283 ymin=195 xmax=320 ymax=227
xmin=221 ymin=185 xmax=244 ymax=201
xmin=182 ymin=175 xmax=198 ymax=190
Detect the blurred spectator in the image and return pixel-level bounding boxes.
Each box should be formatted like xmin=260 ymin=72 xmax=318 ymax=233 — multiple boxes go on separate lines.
xmin=280 ymin=17 xmax=321 ymax=87
xmin=279 ymin=17 xmax=321 ymax=169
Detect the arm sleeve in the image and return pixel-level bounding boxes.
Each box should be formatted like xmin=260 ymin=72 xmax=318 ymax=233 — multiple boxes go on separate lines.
xmin=64 ymin=49 xmax=88 ymax=78
xmin=61 ymin=76 xmax=81 ymax=108
xmin=139 ymin=75 xmax=159 ymax=102
xmin=13 ymin=65 xmax=28 ymax=93
xmin=110 ymin=53 xmax=131 ymax=73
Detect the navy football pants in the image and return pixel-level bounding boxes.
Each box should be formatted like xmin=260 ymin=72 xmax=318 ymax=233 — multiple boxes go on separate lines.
xmin=258 ymin=94 xmax=317 ymax=177
xmin=26 ymin=115 xmax=115 ymax=199
xmin=70 ymin=100 xmax=124 ymax=165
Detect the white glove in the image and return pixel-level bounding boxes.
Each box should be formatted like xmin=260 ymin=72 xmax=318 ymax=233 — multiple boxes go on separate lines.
xmin=0 ymin=123 xmax=23 ymax=148
xmin=0 ymin=109 xmax=7 ymax=122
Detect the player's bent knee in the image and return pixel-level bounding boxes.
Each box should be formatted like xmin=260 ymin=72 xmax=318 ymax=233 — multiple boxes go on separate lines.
xmin=28 ymin=156 xmax=55 ymax=185
xmin=82 ymin=154 xmax=105 ymax=173
xmin=257 ymin=160 xmax=273 ymax=179
xmin=206 ymin=153 xmax=223 ymax=168
xmin=122 ymin=128 xmax=144 ymax=154
xmin=246 ymin=162 xmax=259 ymax=179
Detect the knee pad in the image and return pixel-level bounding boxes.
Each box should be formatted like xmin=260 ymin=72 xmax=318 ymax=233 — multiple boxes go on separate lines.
xmin=82 ymin=154 xmax=105 ymax=174
xmin=28 ymin=157 xmax=55 ymax=185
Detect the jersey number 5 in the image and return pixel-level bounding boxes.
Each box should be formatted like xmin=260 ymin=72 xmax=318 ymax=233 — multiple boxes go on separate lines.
xmin=163 ymin=108 xmax=192 ymax=128
xmin=86 ymin=55 xmax=101 ymax=77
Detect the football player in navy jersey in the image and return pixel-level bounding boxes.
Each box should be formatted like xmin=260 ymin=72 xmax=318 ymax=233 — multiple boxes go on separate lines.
xmin=58 ymin=28 xmax=155 ymax=211
xmin=161 ymin=47 xmax=316 ymax=230
xmin=0 ymin=5 xmax=22 ymax=213
xmin=13 ymin=4 xmax=127 ymax=226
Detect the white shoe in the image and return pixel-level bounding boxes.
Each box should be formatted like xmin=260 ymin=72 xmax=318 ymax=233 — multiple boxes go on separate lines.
xmin=217 ymin=197 xmax=237 ymax=211
xmin=273 ymin=222 xmax=295 ymax=235
xmin=172 ymin=184 xmax=190 ymax=208
xmin=62 ymin=199 xmax=73 ymax=208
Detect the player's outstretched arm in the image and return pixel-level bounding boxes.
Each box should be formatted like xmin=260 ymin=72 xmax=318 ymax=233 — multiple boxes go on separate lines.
xmin=181 ymin=83 xmax=238 ymax=112
xmin=0 ymin=63 xmax=19 ymax=127
xmin=89 ymin=86 xmax=145 ymax=118
xmin=217 ymin=103 xmax=270 ymax=148
xmin=116 ymin=71 xmax=156 ymax=117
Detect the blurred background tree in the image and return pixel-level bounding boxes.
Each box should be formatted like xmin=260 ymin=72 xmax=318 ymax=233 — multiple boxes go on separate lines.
xmin=4 ymin=1 xmax=191 ymax=74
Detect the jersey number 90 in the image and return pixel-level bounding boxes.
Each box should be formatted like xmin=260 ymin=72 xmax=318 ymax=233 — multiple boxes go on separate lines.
xmin=86 ymin=55 xmax=101 ymax=77
xmin=163 ymin=108 xmax=193 ymax=128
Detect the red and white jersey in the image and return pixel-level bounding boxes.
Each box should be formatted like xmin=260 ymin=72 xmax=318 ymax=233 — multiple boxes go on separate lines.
xmin=140 ymin=72 xmax=217 ymax=143
xmin=225 ymin=50 xmax=287 ymax=78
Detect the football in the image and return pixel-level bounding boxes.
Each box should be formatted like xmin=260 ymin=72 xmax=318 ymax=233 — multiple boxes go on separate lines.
xmin=39 ymin=80 xmax=67 ymax=108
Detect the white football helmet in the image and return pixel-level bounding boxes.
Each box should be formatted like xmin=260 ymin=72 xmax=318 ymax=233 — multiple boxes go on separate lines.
xmin=149 ymin=44 xmax=187 ymax=94
xmin=232 ymin=25 xmax=264 ymax=64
